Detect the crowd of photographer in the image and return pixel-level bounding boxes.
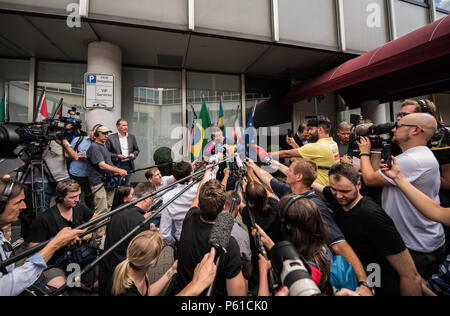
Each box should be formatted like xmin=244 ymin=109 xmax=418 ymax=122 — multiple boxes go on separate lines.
xmin=0 ymin=97 xmax=449 ymax=297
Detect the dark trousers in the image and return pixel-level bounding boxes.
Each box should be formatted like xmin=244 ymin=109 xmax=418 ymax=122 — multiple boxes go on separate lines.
xmin=409 ymin=245 xmax=446 ymax=280
xmin=70 ymin=175 xmax=95 ymax=211
xmin=119 ymin=161 xmax=133 ymax=185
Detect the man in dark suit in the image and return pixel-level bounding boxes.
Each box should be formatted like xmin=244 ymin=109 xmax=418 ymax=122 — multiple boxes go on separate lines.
xmin=286 ymin=122 xmax=310 ymax=149
xmin=105 ymin=118 xmax=140 ymax=185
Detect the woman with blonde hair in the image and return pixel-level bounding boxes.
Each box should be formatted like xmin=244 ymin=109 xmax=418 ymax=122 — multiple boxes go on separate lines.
xmin=112 ymin=230 xmax=177 ymax=296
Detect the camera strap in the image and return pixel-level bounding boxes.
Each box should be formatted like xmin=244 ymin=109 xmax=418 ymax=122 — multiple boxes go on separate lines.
xmin=73 ymin=136 xmax=85 ymax=153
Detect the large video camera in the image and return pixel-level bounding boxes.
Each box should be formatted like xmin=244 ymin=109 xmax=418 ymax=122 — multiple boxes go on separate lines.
xmin=349 ymin=115 xmax=395 ymax=167
xmin=0 ymin=102 xmax=82 ymax=159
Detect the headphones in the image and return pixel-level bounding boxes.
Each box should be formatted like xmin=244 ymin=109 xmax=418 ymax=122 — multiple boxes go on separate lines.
xmin=279 ymin=194 xmax=310 ymax=236
xmin=0 ymin=180 xmax=15 ymax=215
xmin=55 ymin=180 xmax=77 ymax=204
xmin=417 ymin=100 xmax=432 ymax=115
xmin=93 ymin=124 xmax=102 ymax=138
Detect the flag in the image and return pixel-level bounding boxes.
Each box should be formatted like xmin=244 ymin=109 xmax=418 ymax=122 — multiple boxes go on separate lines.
xmin=0 ymin=91 xmax=5 ymax=123
xmin=218 ymin=98 xmax=225 ymax=126
xmin=190 ymin=99 xmax=211 ymax=159
xmin=36 ymin=91 xmax=48 ymax=121
xmin=54 ymin=102 xmax=63 ymax=118
xmin=245 ymin=101 xmax=257 ymax=156
xmin=233 ymin=104 xmax=243 ymax=145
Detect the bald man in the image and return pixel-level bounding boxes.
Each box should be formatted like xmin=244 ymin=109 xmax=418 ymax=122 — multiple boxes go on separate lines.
xmin=357 ymin=113 xmax=445 ymax=280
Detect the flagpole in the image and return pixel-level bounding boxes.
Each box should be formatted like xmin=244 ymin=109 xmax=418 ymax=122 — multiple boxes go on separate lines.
xmin=4 ymin=82 xmax=9 ymax=122
xmin=33 ymin=87 xmax=46 ymax=122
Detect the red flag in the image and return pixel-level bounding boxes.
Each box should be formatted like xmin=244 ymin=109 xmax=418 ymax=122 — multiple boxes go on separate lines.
xmin=36 ymin=91 xmax=48 ymax=121
xmin=55 ymin=103 xmax=63 ymax=118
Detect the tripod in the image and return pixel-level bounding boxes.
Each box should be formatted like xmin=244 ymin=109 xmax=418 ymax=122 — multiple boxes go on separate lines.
xmin=18 ymin=148 xmax=56 ymax=216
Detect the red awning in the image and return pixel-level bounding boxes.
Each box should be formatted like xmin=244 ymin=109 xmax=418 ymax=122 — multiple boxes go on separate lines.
xmin=281 ymin=15 xmax=450 ymax=107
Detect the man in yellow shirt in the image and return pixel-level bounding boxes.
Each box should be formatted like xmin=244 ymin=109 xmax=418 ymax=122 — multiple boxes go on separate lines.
xmin=269 ymin=115 xmax=339 ymax=186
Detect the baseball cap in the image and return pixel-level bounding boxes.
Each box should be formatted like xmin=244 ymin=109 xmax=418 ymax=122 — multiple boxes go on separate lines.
xmin=97 ymin=125 xmax=112 ymax=134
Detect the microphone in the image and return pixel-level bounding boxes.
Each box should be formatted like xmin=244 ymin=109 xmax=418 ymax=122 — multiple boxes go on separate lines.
xmin=204 ymin=140 xmax=217 ymax=155
xmin=206 ymin=155 xmax=219 ymax=164
xmin=252 ymin=144 xmax=272 ymax=165
xmin=206 ymin=211 xmax=235 ymax=296
xmin=234 ymin=153 xmax=244 ymax=170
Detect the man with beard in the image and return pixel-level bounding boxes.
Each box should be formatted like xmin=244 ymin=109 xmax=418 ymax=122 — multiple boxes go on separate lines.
xmin=269 ymin=115 xmax=339 ymax=186
xmin=312 ymin=163 xmax=422 ymax=296
xmin=357 ymin=113 xmax=445 ymax=281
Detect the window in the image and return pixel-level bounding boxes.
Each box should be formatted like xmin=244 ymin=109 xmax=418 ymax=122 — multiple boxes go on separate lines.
xmin=0 ymin=59 xmax=30 ymax=123
xmin=435 ymin=0 xmax=450 ymax=11
xmin=36 ymin=61 xmax=87 ymax=125
xmin=187 ymin=72 xmax=241 ymax=143
xmin=122 ymin=67 xmax=182 ymax=165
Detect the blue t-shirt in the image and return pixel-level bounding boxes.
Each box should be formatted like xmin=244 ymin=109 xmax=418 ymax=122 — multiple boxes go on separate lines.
xmin=69 ymin=136 xmax=92 ymax=178
xmin=87 ymin=142 xmax=113 ymax=186
xmin=270 ymin=178 xmax=346 ymax=245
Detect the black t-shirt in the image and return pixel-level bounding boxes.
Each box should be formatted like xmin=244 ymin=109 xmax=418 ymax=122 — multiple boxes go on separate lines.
xmin=26 ymin=204 xmax=94 ymax=266
xmin=241 ymin=197 xmax=283 ymax=291
xmin=323 ymin=187 xmax=406 ymax=296
xmin=433 ymin=147 xmax=450 ymax=207
xmin=170 ymin=207 xmax=242 ymax=296
xmin=269 ymin=179 xmax=346 ymax=245
xmin=116 ymin=277 xmax=149 ymax=297
xmin=98 ymin=206 xmax=150 ymax=296
xmin=87 ymin=141 xmax=114 ymax=186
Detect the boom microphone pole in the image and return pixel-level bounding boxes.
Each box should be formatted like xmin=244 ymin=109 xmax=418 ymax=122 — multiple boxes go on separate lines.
xmin=51 ymin=175 xmax=205 ymax=296
xmin=0 ymin=157 xmax=232 ymax=270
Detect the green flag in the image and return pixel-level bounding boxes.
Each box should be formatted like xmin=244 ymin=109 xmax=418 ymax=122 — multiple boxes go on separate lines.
xmin=199 ymin=99 xmax=212 ymax=152
xmin=190 ymin=99 xmax=212 ymax=160
xmin=0 ymin=91 xmax=5 ymax=123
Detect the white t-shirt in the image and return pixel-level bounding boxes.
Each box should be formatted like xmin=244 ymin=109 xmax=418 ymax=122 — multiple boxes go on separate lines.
xmin=379 ymin=146 xmax=445 ymax=253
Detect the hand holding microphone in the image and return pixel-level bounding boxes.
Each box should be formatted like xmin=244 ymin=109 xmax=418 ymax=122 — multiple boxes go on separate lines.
xmin=252 ymin=145 xmax=273 ymax=165
xmin=206 ymin=211 xmax=235 ymax=296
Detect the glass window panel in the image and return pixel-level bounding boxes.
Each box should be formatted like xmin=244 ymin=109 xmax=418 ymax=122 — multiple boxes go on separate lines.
xmin=0 ymin=59 xmax=30 ymax=123
xmin=343 ymin=0 xmax=389 ymax=52
xmin=195 ymin=0 xmax=272 ymax=39
xmin=37 ymin=61 xmax=87 ymax=128
xmin=90 ymin=0 xmax=188 ymax=28
xmin=435 ymin=0 xmax=450 ymax=11
xmin=122 ymin=68 xmax=182 ymax=166
xmin=395 ymin=1 xmax=429 ymax=38
xmin=278 ymin=0 xmax=338 ymax=48
xmin=187 ymin=72 xmax=241 ymax=144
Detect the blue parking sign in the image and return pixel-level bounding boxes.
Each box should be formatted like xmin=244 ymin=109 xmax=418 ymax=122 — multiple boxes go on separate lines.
xmin=87 ymin=74 xmax=96 ymax=83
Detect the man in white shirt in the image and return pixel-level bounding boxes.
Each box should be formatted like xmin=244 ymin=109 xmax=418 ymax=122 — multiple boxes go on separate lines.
xmin=159 ymin=162 xmax=214 ymax=247
xmin=358 ymin=113 xmax=445 ymax=279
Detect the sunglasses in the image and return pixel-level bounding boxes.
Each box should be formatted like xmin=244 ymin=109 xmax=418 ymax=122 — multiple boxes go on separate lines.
xmin=396 ymin=112 xmax=410 ymax=119
xmin=394 ymin=122 xmax=424 ymax=132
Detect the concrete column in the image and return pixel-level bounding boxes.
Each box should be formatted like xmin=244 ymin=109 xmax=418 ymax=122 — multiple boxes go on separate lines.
xmin=86 ymin=41 xmax=122 ymax=131
xmin=361 ymin=100 xmax=386 ymax=124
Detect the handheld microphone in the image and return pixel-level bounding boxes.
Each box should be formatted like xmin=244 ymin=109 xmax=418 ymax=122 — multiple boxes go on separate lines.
xmin=206 ymin=211 xmax=235 ymax=296
xmin=207 ymin=155 xmax=219 ymax=164
xmin=234 ymin=153 xmax=244 ymax=170
xmin=204 ymin=140 xmax=217 ymax=155
xmin=252 ymin=145 xmax=272 ymax=165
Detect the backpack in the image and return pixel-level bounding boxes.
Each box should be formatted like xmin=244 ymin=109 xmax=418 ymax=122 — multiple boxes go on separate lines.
xmin=309 ymin=248 xmax=358 ymax=295
xmin=328 ymin=254 xmax=358 ymax=294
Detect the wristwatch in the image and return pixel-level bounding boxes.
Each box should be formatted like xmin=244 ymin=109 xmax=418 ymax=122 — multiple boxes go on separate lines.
xmin=358 ymin=281 xmax=375 ymax=295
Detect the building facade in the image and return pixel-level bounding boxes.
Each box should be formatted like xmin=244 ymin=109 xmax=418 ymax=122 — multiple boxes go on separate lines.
xmin=0 ymin=0 xmax=448 ymax=168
